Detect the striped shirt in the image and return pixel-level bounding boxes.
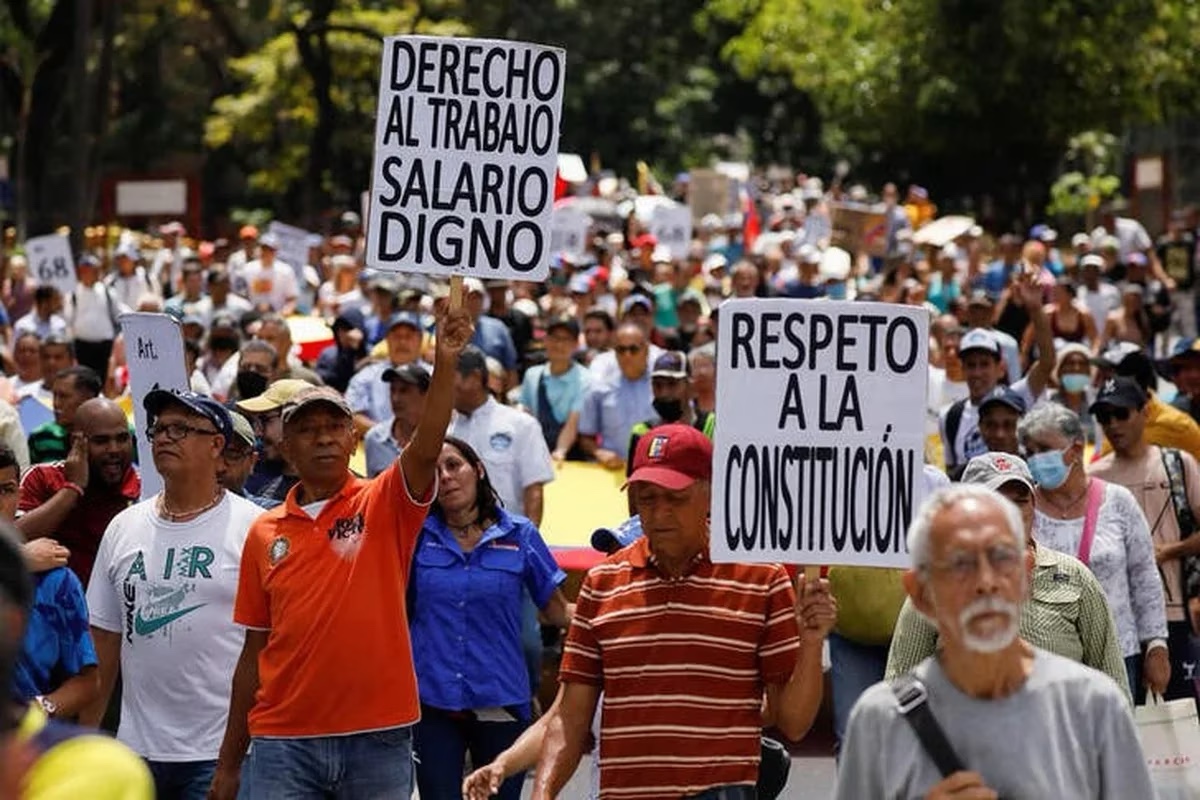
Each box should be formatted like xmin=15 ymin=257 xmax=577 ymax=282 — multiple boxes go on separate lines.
xmin=559 ymin=537 xmax=799 ymax=800
xmin=884 ymin=545 xmax=1131 ymax=703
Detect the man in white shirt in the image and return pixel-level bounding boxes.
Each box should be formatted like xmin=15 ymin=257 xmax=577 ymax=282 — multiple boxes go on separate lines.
xmin=82 ymin=390 xmax=263 ymax=799
xmin=106 ymin=244 xmax=160 ymax=310
xmin=67 ymin=255 xmax=125 ymax=379
xmin=242 ymin=233 xmax=298 ymax=314
xmin=14 ymin=286 xmax=68 ymax=341
xmin=450 ymin=346 xmax=554 ymax=525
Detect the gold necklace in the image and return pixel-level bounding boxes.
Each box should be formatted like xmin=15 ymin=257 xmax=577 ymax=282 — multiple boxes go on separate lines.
xmin=1039 ymin=483 xmax=1088 ymax=516
xmin=158 ymin=488 xmax=223 ymax=522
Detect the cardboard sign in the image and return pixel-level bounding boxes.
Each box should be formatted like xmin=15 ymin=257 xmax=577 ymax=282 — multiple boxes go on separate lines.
xmin=120 ymin=313 xmax=190 ymax=500
xmin=549 ymin=208 xmax=590 ymax=257
xmin=689 ymin=168 xmax=731 ymax=221
xmin=16 ymin=395 xmax=53 ymax=437
xmin=831 ymin=203 xmax=887 ymax=257
xmin=649 ymin=205 xmax=692 ymax=260
xmin=24 ymin=234 xmax=76 ymax=296
xmin=710 ymin=299 xmax=929 ymax=568
xmin=367 ymin=36 xmax=567 ymax=281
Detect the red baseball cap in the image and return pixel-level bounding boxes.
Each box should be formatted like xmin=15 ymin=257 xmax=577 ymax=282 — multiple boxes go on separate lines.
xmin=624 ymin=423 xmax=712 ymax=491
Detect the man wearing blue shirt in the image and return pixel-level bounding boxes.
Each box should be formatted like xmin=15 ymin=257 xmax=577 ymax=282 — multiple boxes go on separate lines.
xmin=519 ymin=317 xmax=590 ymax=462
xmin=345 ymin=311 xmax=431 ymax=434
xmin=578 ymin=323 xmax=654 ymax=469
xmin=464 ymin=279 xmax=518 ymax=384
xmin=363 ymin=363 xmax=429 ymax=478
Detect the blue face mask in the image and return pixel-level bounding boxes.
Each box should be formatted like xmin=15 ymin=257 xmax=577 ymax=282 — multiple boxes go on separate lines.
xmin=1027 ymin=448 xmax=1072 ymax=490
xmin=1060 ymin=373 xmax=1090 ymax=394
xmin=826 ymin=282 xmax=848 ymax=300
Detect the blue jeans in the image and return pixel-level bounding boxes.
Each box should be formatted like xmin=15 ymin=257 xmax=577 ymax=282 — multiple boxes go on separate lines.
xmin=146 ymin=759 xmax=217 ymax=800
xmin=415 ymin=706 xmax=528 ymax=800
xmin=238 ymin=727 xmax=413 ymax=799
xmin=829 ymin=632 xmax=890 ymax=752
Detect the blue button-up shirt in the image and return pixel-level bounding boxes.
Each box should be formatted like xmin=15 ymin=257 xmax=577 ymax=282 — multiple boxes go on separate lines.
xmin=579 ymin=372 xmax=654 ymax=462
xmin=364 ymin=418 xmax=402 ymax=478
xmin=345 ymin=359 xmax=434 ymax=423
xmin=13 ymin=568 xmax=97 ymax=699
xmin=471 ymin=315 xmax=518 ymax=370
xmin=409 ymin=509 xmax=564 ymax=713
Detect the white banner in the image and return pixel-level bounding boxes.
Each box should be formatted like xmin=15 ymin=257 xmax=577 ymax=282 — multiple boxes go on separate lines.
xmin=710 ymin=299 xmax=929 ymax=568
xmin=266 ymin=220 xmax=321 ymax=278
xmin=649 ymin=205 xmax=692 ymax=260
xmin=120 ymin=313 xmax=190 ymax=500
xmin=549 ymin=208 xmax=590 ymax=257
xmin=24 ymin=234 xmax=76 ymax=296
xmin=366 ymin=36 xmax=566 ymax=281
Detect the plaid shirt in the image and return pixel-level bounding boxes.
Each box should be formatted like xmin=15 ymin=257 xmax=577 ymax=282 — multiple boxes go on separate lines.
xmin=885 ymin=545 xmax=1131 ymax=704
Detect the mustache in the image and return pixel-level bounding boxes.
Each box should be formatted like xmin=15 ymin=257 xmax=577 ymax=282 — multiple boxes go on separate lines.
xmin=959 ymin=596 xmax=1020 ymax=627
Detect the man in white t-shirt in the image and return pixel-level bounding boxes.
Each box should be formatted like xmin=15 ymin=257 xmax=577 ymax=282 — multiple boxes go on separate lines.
xmin=241 ymin=233 xmax=299 ymax=314
xmin=82 ymin=390 xmax=263 ymax=799
xmin=66 ymin=255 xmax=125 ymax=379
xmin=1077 ymin=253 xmax=1122 ymax=333
xmin=939 ymin=276 xmax=1055 ymax=475
xmin=450 ymin=346 xmax=554 ymax=524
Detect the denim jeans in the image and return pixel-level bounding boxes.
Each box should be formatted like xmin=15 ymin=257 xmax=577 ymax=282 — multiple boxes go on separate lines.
xmin=828 ymin=632 xmax=890 ymax=752
xmin=238 ymin=727 xmax=413 ymax=799
xmin=146 ymin=759 xmax=217 ymax=800
xmin=415 ymin=706 xmax=528 ymax=800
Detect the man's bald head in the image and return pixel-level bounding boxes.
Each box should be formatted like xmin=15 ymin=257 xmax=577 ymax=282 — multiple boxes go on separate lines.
xmin=75 ymin=398 xmax=134 ymax=488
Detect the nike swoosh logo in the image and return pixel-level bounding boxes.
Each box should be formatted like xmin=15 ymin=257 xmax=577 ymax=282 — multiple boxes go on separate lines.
xmin=133 ymin=604 xmax=205 ymax=636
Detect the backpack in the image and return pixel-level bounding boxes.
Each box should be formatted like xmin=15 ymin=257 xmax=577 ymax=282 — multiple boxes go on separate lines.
xmin=1160 ymin=447 xmax=1200 ymax=599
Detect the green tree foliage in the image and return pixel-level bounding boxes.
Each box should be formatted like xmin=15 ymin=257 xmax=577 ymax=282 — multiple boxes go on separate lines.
xmin=1046 ymin=131 xmax=1122 ymax=223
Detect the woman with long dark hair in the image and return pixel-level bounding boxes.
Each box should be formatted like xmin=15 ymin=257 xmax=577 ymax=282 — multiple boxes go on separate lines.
xmin=410 ymin=436 xmax=569 ymax=800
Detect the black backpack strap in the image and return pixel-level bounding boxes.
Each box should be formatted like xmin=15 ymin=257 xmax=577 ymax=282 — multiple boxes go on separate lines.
xmin=891 ymin=674 xmax=966 ymax=778
xmin=943 ymin=399 xmax=967 ymax=468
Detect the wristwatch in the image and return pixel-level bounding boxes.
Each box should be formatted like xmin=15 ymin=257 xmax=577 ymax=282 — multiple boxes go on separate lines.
xmin=35 ymin=695 xmax=57 ymax=716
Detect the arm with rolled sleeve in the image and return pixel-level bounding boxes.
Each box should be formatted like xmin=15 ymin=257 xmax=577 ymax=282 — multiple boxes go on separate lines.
xmin=884 ymin=597 xmax=940 ymax=680
xmin=1075 ymin=565 xmax=1132 ymax=703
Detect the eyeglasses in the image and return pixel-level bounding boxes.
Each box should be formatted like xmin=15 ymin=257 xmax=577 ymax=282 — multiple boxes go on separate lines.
xmin=1094 ymin=406 xmax=1133 ymax=425
xmin=928 ymin=544 xmax=1022 ymax=582
xmin=147 ymin=422 xmax=220 ymax=443
xmin=88 ymin=432 xmax=132 ymax=448
xmin=614 ymin=345 xmax=643 ymax=355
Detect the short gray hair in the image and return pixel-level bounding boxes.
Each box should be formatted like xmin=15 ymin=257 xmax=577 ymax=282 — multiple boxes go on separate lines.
xmin=1016 ymin=401 xmax=1084 ymax=448
xmin=688 ymin=343 xmax=715 ymax=368
xmin=907 ymin=484 xmax=1025 ymax=574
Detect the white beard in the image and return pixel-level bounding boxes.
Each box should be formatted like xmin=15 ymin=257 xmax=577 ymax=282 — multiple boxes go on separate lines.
xmin=958 ymin=596 xmax=1020 ymax=654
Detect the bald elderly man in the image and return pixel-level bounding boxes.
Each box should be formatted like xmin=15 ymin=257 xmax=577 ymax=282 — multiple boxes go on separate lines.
xmin=17 ymin=398 xmax=139 ymax=587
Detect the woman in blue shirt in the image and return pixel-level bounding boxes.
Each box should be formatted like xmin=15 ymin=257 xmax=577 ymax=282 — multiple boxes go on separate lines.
xmin=411 ymin=437 xmax=569 ymax=800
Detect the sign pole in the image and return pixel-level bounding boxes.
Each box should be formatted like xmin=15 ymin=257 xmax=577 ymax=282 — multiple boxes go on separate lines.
xmin=449 ymin=274 xmax=464 ymax=310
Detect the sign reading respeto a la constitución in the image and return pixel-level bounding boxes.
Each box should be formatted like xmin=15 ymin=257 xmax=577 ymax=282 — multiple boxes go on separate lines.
xmin=367 ymin=36 xmax=566 ymax=282
xmin=710 ymin=299 xmax=929 ymax=568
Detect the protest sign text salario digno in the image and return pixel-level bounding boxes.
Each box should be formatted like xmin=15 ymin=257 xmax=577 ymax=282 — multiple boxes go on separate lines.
xmin=367 ymin=36 xmax=566 ymax=281
xmin=711 ymin=299 xmax=929 ymax=568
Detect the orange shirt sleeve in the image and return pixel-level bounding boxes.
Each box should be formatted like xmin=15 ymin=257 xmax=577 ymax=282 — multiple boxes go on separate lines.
xmin=758 ymin=566 xmax=801 ymax=686
xmin=234 ymin=524 xmax=271 ymax=630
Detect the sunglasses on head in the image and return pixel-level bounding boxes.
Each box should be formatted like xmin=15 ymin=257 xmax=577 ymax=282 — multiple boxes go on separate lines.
xmin=1094 ymin=406 xmax=1133 ymax=425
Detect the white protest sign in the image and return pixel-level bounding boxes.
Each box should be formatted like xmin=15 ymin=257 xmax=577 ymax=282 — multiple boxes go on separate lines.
xmin=549 ymin=208 xmax=590 ymax=257
xmin=266 ymin=220 xmax=320 ymax=274
xmin=120 ymin=313 xmax=190 ymax=500
xmin=24 ymin=234 xmax=76 ymax=296
xmin=649 ymin=205 xmax=692 ymax=260
xmin=367 ymin=36 xmax=566 ymax=281
xmin=710 ymin=299 xmax=929 ymax=568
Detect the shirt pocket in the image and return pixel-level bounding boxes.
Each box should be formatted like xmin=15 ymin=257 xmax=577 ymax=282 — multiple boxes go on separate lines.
xmin=1030 ymin=577 xmax=1083 ymax=646
xmin=477 ymin=545 xmax=525 ymax=601
xmin=414 ymin=543 xmax=462 ymax=603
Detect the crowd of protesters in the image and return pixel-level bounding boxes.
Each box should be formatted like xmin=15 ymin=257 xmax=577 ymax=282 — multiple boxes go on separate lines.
xmin=0 ymin=172 xmax=1192 ymax=799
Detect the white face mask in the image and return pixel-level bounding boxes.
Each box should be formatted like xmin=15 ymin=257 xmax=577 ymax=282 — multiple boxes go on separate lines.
xmin=957 ymin=596 xmax=1021 ymax=654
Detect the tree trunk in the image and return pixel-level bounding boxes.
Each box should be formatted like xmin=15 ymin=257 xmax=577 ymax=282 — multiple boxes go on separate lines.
xmin=69 ymin=0 xmax=94 ymax=256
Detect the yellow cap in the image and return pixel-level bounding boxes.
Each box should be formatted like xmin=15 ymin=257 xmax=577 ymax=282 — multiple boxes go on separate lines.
xmin=235 ymin=379 xmax=312 ymax=413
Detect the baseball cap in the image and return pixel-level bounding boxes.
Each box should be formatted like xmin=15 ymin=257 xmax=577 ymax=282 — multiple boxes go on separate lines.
xmin=144 ymin=388 xmax=234 ymax=443
xmin=1079 ymin=253 xmax=1106 ymax=270
xmin=1089 ymin=376 xmax=1148 ymax=414
xmin=702 ymin=254 xmax=728 ymax=275
xmin=463 ymin=277 xmax=485 ymax=296
xmin=1091 ymin=341 xmax=1143 ymax=369
xmin=1168 ymin=338 xmax=1200 ymax=362
xmin=386 ymin=311 xmax=423 ymax=332
xmin=624 ymin=423 xmax=713 ymax=491
xmin=545 ymin=316 xmax=581 ymax=338
xmin=621 ymin=295 xmax=653 ymax=315
xmin=1055 ymin=342 xmax=1092 ymax=368
xmin=236 ymin=378 xmax=312 ymax=414
xmin=114 ymin=243 xmax=140 ymax=261
xmin=966 ymin=290 xmax=994 ymax=308
xmin=258 ymin=232 xmax=280 ymax=250
xmin=629 ymin=233 xmax=657 ymax=250
xmin=227 ymin=411 xmax=257 ymax=449
xmin=978 ymin=386 xmax=1027 ymax=416
xmin=1071 ymin=232 xmax=1092 ymax=249
xmin=238 ymin=225 xmax=259 ymax=240
xmin=677 ymin=288 xmax=704 ymax=308
xmin=650 ymin=351 xmax=689 ymax=379
xmin=960 ymin=452 xmax=1035 ymax=495
xmin=590 ymin=515 xmax=644 ymax=554
xmin=958 ymin=328 xmax=1002 ymax=359
xmin=456 ymin=347 xmax=489 ymax=379
xmin=568 ymin=274 xmax=592 ymax=295
xmin=382 ymin=362 xmax=431 ymax=391
xmin=281 ymin=386 xmax=353 ymax=426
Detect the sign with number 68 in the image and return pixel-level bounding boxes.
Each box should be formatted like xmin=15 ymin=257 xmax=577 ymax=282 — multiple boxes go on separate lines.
xmin=24 ymin=234 xmax=77 ymax=296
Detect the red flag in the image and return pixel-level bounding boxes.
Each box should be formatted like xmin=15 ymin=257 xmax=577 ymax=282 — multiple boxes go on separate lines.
xmin=742 ymin=187 xmax=760 ymax=251
xmin=554 ymin=169 xmax=569 ymax=200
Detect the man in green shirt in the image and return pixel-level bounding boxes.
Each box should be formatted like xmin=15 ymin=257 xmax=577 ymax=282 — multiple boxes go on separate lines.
xmin=885 ymin=451 xmax=1131 ymax=702
xmin=28 ymin=367 xmax=102 ymax=465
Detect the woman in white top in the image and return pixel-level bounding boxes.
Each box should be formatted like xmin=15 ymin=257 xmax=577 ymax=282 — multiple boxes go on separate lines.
xmin=1017 ymin=402 xmax=1170 ymax=702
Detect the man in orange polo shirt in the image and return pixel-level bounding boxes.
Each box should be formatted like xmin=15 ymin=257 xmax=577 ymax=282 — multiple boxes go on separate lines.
xmin=534 ymin=424 xmax=837 ymax=800
xmin=208 ymin=305 xmax=472 ymax=800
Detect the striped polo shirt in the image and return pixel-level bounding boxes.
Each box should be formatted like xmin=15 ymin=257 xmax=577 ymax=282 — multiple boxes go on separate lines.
xmin=560 ymin=537 xmax=800 ymax=799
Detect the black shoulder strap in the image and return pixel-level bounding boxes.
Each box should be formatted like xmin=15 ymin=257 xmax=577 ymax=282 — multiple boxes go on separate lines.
xmin=1161 ymin=447 xmax=1197 ymax=537
xmin=891 ymin=675 xmax=966 ymax=778
xmin=944 ymin=399 xmax=968 ymax=466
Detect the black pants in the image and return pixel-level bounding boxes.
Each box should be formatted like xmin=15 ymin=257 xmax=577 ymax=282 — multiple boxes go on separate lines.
xmin=75 ymin=338 xmax=114 ymax=381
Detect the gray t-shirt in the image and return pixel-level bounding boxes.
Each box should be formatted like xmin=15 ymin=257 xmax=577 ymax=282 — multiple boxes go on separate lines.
xmin=836 ymin=649 xmax=1153 ymax=800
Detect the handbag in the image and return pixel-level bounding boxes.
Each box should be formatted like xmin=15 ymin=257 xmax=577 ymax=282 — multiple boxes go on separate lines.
xmin=1134 ymin=695 xmax=1200 ymax=800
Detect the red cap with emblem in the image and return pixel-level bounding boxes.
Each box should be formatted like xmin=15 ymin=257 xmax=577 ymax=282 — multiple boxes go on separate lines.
xmin=624 ymin=423 xmax=712 ymax=491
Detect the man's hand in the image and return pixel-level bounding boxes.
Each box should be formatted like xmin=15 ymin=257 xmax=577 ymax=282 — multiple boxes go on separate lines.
xmin=1144 ymin=646 xmax=1171 ymax=696
xmin=795 ymin=574 xmax=837 ymax=641
xmin=925 ymin=771 xmax=998 ymax=799
xmin=63 ymin=433 xmax=89 ymax=489
xmin=435 ymin=304 xmax=475 ymax=366
xmin=462 ymin=761 xmax=507 ymax=800
xmin=1013 ymin=266 xmax=1045 ymax=310
xmin=595 ymin=449 xmax=623 ymax=470
xmin=23 ymin=539 xmax=69 ymax=573
xmin=206 ymin=764 xmax=240 ymax=800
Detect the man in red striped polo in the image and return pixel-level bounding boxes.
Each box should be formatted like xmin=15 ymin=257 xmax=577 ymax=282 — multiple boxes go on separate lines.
xmin=533 ymin=423 xmax=836 ymax=800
